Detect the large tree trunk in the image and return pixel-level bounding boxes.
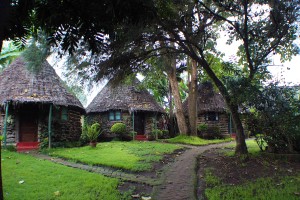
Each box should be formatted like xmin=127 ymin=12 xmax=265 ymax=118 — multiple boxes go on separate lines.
xmin=166 ymin=58 xmax=189 ymax=135
xmin=196 ymin=58 xmax=248 ymax=154
xmin=228 ymin=104 xmax=248 ymax=154
xmin=168 ymin=83 xmax=175 ymax=137
xmin=188 ymin=59 xmax=198 ymax=136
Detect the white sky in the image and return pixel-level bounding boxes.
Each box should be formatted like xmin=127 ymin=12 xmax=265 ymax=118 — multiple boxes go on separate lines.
xmin=216 ymin=36 xmax=300 ymax=85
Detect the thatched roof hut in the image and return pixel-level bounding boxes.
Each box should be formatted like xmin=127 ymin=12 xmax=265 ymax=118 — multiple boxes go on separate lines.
xmin=0 ymin=57 xmax=84 ymax=111
xmin=183 ymin=82 xmax=227 ymax=114
xmin=0 ymin=57 xmax=85 ymax=150
xmin=86 ymin=78 xmax=165 ymax=114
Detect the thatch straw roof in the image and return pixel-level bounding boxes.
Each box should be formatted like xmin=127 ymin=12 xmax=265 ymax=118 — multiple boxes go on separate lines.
xmin=183 ymin=82 xmax=227 ymax=114
xmin=0 ymin=57 xmax=84 ymax=111
xmin=86 ymin=78 xmax=165 ymax=113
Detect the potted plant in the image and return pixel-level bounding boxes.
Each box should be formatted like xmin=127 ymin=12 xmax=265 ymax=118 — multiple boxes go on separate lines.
xmin=83 ymin=122 xmax=102 ymax=147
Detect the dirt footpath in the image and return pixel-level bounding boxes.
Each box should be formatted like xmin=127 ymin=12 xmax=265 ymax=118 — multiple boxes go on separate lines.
xmin=152 ymin=142 xmax=232 ymax=200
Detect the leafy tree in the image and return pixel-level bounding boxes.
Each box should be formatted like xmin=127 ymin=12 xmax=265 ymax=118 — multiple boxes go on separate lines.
xmin=246 ymin=84 xmax=300 ymax=153
xmin=0 ymin=41 xmax=22 ymax=71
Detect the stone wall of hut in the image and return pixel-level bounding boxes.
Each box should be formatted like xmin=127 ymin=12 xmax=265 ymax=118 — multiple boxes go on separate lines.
xmin=0 ymin=108 xmax=17 ymax=144
xmin=86 ymin=111 xmax=163 ymax=136
xmin=197 ymin=113 xmax=229 ymax=136
xmin=39 ymin=107 xmax=82 ymax=145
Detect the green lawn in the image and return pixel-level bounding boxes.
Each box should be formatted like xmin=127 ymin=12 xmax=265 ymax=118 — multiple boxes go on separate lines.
xmin=46 ymin=141 xmax=181 ymax=171
xmin=166 ymin=135 xmax=233 ymax=146
xmin=205 ymin=173 xmax=300 ymax=200
xmin=224 ymin=139 xmax=261 ymax=156
xmin=2 ymin=150 xmax=129 ymax=200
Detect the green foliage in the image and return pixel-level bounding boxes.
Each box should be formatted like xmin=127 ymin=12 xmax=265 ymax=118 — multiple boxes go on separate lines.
xmin=62 ymin=80 xmax=87 ymax=106
xmin=82 ymin=122 xmax=102 ymax=142
xmin=167 ymin=135 xmax=232 ymax=146
xmin=5 ymin=145 xmax=16 ymax=152
xmin=21 ymin=33 xmax=50 ymax=73
xmin=0 ymin=41 xmax=22 ymax=71
xmin=204 ymin=168 xmax=221 ymax=187
xmin=245 ymin=84 xmax=300 ymax=153
xmin=162 ymin=130 xmax=170 ymax=138
xmin=149 ymin=129 xmax=163 ymax=140
xmin=110 ymin=123 xmax=127 ymax=135
xmin=197 ymin=124 xmax=223 ymax=140
xmin=197 ymin=123 xmax=208 ymax=132
xmin=2 ymin=150 xmax=128 ymax=200
xmin=46 ymin=141 xmax=182 ymax=171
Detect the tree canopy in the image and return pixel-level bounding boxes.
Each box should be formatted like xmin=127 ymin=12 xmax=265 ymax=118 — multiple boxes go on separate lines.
xmin=2 ymin=0 xmax=299 ymax=155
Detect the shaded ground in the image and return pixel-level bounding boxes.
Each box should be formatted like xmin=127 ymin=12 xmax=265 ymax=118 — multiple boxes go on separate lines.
xmin=196 ymin=148 xmax=300 ymax=200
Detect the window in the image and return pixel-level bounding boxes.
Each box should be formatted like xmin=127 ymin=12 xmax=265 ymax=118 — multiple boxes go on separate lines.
xmin=205 ymin=112 xmax=219 ymax=121
xmin=61 ymin=107 xmax=68 ymax=121
xmin=109 ymin=111 xmax=121 ymax=121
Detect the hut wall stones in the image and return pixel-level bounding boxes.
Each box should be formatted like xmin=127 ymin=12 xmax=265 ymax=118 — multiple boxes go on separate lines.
xmin=87 ymin=111 xmax=161 ymax=136
xmin=196 ymin=113 xmax=230 ymax=135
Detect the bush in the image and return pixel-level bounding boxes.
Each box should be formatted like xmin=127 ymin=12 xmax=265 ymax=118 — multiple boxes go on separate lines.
xmin=149 ymin=129 xmax=163 ymax=140
xmin=197 ymin=123 xmax=208 ymax=132
xmin=162 ymin=130 xmax=170 ymax=139
xmin=199 ymin=126 xmax=223 ymax=140
xmin=245 ymin=84 xmax=300 ymax=153
xmin=82 ymin=122 xmax=102 ymax=143
xmin=110 ymin=123 xmax=130 ymax=141
xmin=110 ymin=123 xmax=127 ymax=135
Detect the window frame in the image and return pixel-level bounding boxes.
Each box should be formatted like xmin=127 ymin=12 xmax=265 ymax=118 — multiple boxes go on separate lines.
xmin=108 ymin=110 xmax=122 ymax=121
xmin=204 ymin=112 xmax=219 ymax=121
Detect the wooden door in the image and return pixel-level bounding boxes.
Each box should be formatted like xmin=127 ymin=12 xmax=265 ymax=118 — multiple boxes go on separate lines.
xmin=134 ymin=113 xmax=145 ymax=135
xmin=19 ymin=110 xmax=38 ymax=142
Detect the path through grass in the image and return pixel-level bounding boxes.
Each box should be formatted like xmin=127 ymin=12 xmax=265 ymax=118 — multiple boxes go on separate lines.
xmin=46 ymin=141 xmax=181 ymax=171
xmin=2 ymin=150 xmax=128 ymax=200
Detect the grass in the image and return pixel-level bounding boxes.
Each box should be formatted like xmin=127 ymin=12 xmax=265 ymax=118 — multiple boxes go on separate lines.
xmin=224 ymin=139 xmax=261 ymax=156
xmin=166 ymin=135 xmax=233 ymax=146
xmin=205 ymin=174 xmax=300 ymax=200
xmin=204 ymin=168 xmax=221 ymax=187
xmin=2 ymin=150 xmax=129 ymax=200
xmin=46 ymin=141 xmax=181 ymax=171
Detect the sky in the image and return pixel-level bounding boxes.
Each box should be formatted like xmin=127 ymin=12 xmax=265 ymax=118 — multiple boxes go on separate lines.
xmin=216 ymin=36 xmax=300 ymax=86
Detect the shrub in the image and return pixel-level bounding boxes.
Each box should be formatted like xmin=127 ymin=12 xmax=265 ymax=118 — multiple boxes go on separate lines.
xmin=197 ymin=123 xmax=208 ymax=132
xmin=245 ymin=84 xmax=300 ymax=153
xmin=199 ymin=126 xmax=223 ymax=139
xmin=162 ymin=130 xmax=170 ymax=139
xmin=82 ymin=122 xmax=102 ymax=143
xmin=110 ymin=123 xmax=127 ymax=135
xmin=149 ymin=129 xmax=163 ymax=140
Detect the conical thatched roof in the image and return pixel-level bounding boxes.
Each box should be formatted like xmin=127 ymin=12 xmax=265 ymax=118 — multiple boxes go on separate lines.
xmin=0 ymin=57 xmax=84 ymax=111
xmin=86 ymin=78 xmax=165 ymax=113
xmin=183 ymin=82 xmax=227 ymax=114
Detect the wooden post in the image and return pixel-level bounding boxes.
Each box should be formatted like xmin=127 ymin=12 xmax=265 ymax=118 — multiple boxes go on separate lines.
xmin=48 ymin=104 xmax=53 ymax=149
xmin=2 ymin=102 xmax=9 ymax=148
xmin=229 ymin=113 xmax=232 ymax=135
xmin=132 ymin=109 xmax=135 ymax=140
